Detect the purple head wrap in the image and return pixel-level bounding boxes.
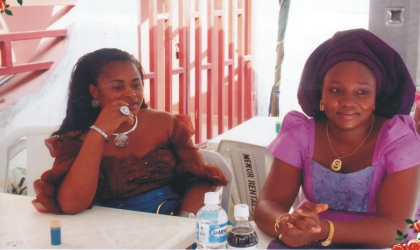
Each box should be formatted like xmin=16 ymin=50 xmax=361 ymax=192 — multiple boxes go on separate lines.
xmin=297 ymin=28 xmax=415 ymax=118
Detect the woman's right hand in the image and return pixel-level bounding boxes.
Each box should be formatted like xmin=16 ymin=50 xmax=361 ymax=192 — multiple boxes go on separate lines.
xmin=93 ymin=100 xmax=135 ymax=135
xmin=289 ymin=202 xmax=328 ymax=233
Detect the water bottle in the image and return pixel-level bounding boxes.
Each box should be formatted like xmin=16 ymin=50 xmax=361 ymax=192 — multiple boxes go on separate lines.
xmin=195 ymin=192 xmax=228 ymax=249
xmin=227 ymin=204 xmax=258 ymax=249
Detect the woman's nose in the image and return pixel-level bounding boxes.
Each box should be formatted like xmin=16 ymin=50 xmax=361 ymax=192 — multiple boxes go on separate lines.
xmin=124 ymin=88 xmax=137 ymax=97
xmin=339 ymin=96 xmax=356 ymax=107
xmin=340 ymin=93 xmax=356 ymax=107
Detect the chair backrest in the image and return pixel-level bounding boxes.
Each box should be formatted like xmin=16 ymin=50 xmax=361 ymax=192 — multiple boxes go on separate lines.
xmin=216 ymin=139 xmax=305 ymax=216
xmin=199 ymin=149 xmax=233 ymax=214
xmin=0 ymin=125 xmax=58 ymax=196
xmin=216 ymin=139 xmax=273 ymax=219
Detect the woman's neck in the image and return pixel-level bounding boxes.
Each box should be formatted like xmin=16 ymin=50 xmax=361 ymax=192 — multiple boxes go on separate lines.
xmin=326 ymin=115 xmax=375 ymax=145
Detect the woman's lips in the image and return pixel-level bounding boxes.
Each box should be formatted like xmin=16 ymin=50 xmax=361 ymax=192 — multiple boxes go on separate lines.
xmin=338 ymin=112 xmax=358 ymax=119
xmin=128 ymin=103 xmax=138 ymax=111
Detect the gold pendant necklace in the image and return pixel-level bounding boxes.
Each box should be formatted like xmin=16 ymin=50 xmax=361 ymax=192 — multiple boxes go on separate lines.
xmin=326 ymin=116 xmax=374 ymax=172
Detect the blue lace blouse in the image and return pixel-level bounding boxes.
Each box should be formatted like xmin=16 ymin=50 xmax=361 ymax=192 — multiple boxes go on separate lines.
xmin=311 ymin=160 xmax=375 ymax=213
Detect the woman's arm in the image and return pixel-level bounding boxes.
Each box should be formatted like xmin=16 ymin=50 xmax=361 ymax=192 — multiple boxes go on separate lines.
xmin=329 ymin=165 xmax=420 ymax=248
xmin=179 ymin=184 xmax=216 ymax=214
xmin=278 ymin=165 xmax=420 ymax=248
xmin=254 ymin=158 xmax=302 ymax=237
xmin=56 ymin=130 xmax=106 ymax=214
xmin=169 ymin=115 xmax=228 ymax=215
xmin=57 ymin=100 xmax=134 ymax=214
xmin=255 ymin=157 xmax=420 ymax=248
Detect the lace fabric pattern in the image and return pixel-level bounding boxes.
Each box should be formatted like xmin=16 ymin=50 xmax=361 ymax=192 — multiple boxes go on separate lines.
xmin=311 ymin=160 xmax=375 ymax=213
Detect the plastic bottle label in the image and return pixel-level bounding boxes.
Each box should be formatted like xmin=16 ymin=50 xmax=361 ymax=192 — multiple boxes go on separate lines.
xmin=196 ymin=222 xmax=228 ymax=244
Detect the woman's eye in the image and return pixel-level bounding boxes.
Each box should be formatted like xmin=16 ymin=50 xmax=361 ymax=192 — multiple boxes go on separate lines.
xmin=331 ymin=88 xmax=341 ymax=93
xmin=358 ymin=90 xmax=369 ymax=94
xmin=113 ymin=85 xmax=123 ymax=90
xmin=133 ymin=83 xmax=142 ymax=88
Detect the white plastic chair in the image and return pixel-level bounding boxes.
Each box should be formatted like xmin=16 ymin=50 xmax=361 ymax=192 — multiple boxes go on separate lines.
xmin=199 ymin=149 xmax=233 ymax=214
xmin=216 ymin=140 xmax=272 ymax=219
xmin=216 ymin=140 xmax=303 ymax=217
xmin=0 ymin=125 xmax=58 ymax=196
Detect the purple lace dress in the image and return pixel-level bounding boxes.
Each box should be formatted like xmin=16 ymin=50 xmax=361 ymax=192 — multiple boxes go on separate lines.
xmin=266 ymin=111 xmax=420 ymax=248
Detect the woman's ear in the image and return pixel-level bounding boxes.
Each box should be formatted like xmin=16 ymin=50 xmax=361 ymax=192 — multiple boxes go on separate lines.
xmin=89 ymin=84 xmax=99 ymax=99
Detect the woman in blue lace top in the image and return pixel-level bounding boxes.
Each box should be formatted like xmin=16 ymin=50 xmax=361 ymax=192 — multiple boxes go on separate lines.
xmin=254 ymin=29 xmax=420 ymax=248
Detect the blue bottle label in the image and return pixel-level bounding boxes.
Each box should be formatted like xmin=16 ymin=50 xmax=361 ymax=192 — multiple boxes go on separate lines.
xmin=50 ymin=228 xmax=61 ymax=245
xmin=196 ymin=222 xmax=227 ymax=243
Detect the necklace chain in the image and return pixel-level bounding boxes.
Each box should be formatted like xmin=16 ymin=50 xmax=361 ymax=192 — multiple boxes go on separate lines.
xmin=326 ymin=116 xmax=374 ymax=171
xmin=112 ymin=116 xmax=138 ymax=136
xmin=112 ymin=116 xmax=138 ymax=147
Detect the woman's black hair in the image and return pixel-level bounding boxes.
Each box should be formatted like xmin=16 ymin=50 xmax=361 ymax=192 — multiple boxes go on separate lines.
xmin=52 ymin=48 xmax=147 ymax=136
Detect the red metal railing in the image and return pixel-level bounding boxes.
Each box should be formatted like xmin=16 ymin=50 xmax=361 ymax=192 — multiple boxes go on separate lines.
xmin=0 ymin=1 xmax=75 ymax=105
xmin=0 ymin=30 xmax=68 ymax=75
xmin=139 ymin=0 xmax=254 ymax=145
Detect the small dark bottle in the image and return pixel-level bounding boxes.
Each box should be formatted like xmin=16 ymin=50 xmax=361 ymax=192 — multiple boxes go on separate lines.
xmin=227 ymin=204 xmax=258 ymax=249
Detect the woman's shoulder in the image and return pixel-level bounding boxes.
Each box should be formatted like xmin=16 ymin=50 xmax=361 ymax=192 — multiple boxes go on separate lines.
xmin=46 ymin=132 xmax=84 ymax=143
xmin=376 ymin=114 xmax=420 ymax=172
xmin=140 ymin=109 xmax=175 ymax=130
xmin=281 ymin=110 xmax=313 ymax=132
xmin=267 ymin=111 xmax=313 ymax=167
xmin=376 ymin=114 xmax=419 ymax=150
xmin=270 ymin=110 xmax=313 ymax=147
xmin=140 ymin=108 xmax=174 ymax=121
xmin=139 ymin=109 xmax=193 ymax=137
xmin=142 ymin=109 xmax=194 ymax=124
xmin=45 ymin=133 xmax=83 ymax=157
xmin=379 ymin=114 xmax=418 ymax=139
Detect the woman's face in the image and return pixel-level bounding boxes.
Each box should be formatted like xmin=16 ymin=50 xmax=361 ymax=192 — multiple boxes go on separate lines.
xmin=90 ymin=61 xmax=144 ymax=115
xmin=321 ymin=61 xmax=376 ymax=129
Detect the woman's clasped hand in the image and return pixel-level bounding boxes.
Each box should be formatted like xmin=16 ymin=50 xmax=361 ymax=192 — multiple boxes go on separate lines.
xmin=275 ymin=203 xmax=329 ymax=247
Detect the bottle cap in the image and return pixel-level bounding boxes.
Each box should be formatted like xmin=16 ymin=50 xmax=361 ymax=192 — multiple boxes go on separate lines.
xmin=204 ymin=192 xmax=219 ymax=205
xmin=50 ymin=220 xmax=61 ymax=228
xmin=234 ymin=204 xmax=249 ymax=217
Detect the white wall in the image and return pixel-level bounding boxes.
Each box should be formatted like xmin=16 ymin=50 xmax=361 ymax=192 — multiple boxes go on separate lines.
xmin=0 ymin=0 xmax=370 ymax=141
xmin=0 ymin=0 xmax=140 ymax=140
xmin=254 ymin=0 xmax=369 ymax=118
xmin=253 ymin=1 xmax=279 ymax=117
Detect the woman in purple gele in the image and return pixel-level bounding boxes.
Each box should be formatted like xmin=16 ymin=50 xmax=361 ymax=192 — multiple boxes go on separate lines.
xmin=254 ymin=28 xmax=420 ymax=249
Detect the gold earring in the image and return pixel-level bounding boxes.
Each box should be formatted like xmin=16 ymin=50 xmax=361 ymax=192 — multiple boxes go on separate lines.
xmin=320 ymin=100 xmax=324 ymax=111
